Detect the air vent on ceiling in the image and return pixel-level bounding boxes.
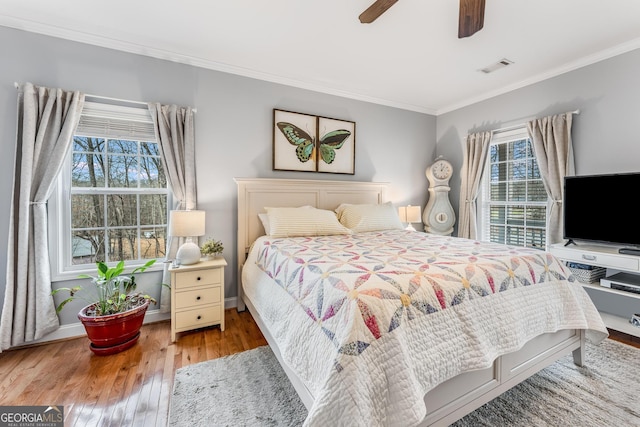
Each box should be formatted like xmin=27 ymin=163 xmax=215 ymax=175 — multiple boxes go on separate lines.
xmin=479 ymin=58 xmax=514 ymax=74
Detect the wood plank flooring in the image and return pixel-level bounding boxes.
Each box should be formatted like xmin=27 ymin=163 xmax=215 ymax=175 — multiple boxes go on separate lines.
xmin=0 ymin=308 xmax=266 ymax=426
xmin=0 ymin=308 xmax=637 ymax=427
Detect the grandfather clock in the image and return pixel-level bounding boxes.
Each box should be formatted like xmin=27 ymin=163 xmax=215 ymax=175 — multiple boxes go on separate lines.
xmin=423 ymin=157 xmax=456 ymax=235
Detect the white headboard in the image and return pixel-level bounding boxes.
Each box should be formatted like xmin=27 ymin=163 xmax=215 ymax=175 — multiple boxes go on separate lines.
xmin=234 ymin=178 xmax=389 ymax=310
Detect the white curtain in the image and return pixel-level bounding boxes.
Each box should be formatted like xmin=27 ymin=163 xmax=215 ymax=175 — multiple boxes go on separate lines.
xmin=457 ymin=131 xmax=491 ymax=239
xmin=148 ymin=103 xmax=196 ymax=313
xmin=527 ymin=112 xmax=575 ymax=246
xmin=0 ymin=83 xmax=85 ymax=350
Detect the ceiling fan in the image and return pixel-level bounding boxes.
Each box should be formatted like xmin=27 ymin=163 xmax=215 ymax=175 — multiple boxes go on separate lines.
xmin=359 ymin=0 xmax=486 ymax=39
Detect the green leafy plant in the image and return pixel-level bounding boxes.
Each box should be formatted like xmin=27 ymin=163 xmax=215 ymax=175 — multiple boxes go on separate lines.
xmin=52 ymin=259 xmax=160 ymax=316
xmin=201 ymin=238 xmax=224 ymax=256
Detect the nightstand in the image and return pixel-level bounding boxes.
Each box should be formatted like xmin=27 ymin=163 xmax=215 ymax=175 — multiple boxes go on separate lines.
xmin=169 ymin=257 xmax=227 ymax=342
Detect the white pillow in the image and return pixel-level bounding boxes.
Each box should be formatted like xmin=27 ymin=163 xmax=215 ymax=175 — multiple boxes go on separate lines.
xmin=258 ymin=213 xmax=271 ymax=235
xmin=259 ymin=205 xmax=314 ymax=235
xmin=265 ymin=207 xmax=352 ymax=237
xmin=335 ymin=202 xmax=404 ymax=232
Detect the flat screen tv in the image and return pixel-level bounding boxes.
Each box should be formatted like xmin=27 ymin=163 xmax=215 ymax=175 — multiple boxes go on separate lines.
xmin=563 ymin=172 xmax=640 ymax=249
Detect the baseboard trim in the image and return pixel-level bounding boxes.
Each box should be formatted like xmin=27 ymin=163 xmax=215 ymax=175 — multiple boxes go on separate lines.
xmin=21 ymin=296 xmax=240 ymax=347
xmin=27 ymin=309 xmax=171 ymax=345
xmin=224 ymin=296 xmax=237 ymax=310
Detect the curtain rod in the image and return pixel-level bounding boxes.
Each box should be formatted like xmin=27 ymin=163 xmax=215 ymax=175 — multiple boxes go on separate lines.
xmin=14 ymin=82 xmax=197 ymax=113
xmin=492 ymin=109 xmax=580 ymax=134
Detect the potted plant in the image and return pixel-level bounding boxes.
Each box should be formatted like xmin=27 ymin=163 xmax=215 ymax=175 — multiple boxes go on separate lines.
xmin=52 ymin=259 xmax=159 ymax=356
xmin=201 ymin=238 xmax=224 ymax=260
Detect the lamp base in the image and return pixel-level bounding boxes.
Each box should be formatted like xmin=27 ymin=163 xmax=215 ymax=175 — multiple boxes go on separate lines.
xmin=176 ymin=241 xmax=201 ymax=265
xmin=405 ymin=224 xmax=417 ymax=231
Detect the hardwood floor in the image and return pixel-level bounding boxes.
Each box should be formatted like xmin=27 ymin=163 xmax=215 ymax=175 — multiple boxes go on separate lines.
xmin=0 ymin=310 xmax=638 ymax=427
xmin=607 ymin=328 xmax=640 ymax=347
xmin=0 ymin=309 xmax=266 ymax=426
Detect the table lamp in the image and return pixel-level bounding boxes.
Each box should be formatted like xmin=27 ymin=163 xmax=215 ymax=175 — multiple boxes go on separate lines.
xmin=170 ymin=210 xmax=205 ymax=265
xmin=398 ymin=205 xmax=421 ymax=231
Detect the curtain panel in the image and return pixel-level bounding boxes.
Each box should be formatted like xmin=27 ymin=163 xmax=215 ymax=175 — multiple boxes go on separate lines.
xmin=457 ymin=131 xmax=491 ymax=240
xmin=148 ymin=103 xmax=197 ymax=313
xmin=0 ymin=83 xmax=85 ymax=350
xmin=527 ymin=112 xmax=575 ymax=246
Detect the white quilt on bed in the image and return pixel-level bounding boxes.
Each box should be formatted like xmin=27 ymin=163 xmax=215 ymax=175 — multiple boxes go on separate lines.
xmin=242 ymin=230 xmax=608 ymax=427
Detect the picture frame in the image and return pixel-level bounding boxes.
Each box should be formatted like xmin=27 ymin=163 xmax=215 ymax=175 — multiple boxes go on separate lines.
xmin=273 ymin=109 xmax=356 ymax=175
xmin=273 ymin=109 xmax=317 ymax=172
xmin=317 ymin=116 xmax=355 ymax=175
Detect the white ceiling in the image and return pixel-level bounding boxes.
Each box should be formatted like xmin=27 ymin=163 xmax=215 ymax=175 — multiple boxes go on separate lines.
xmin=2 ymin=0 xmax=640 ymax=115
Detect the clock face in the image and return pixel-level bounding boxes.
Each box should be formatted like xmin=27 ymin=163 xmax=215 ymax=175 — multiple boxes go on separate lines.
xmin=432 ymin=160 xmax=452 ymax=180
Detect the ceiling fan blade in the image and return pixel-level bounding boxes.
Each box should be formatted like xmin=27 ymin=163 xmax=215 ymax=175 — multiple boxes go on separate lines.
xmin=458 ymin=0 xmax=485 ymax=38
xmin=359 ymin=0 xmax=399 ymax=23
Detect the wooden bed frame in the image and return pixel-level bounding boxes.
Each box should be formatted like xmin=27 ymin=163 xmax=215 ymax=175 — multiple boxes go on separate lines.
xmin=235 ymin=177 xmax=585 ymax=426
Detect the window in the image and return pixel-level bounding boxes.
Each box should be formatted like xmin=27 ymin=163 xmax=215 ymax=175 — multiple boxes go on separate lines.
xmin=50 ymin=101 xmax=169 ymax=278
xmin=478 ymin=127 xmax=548 ymax=249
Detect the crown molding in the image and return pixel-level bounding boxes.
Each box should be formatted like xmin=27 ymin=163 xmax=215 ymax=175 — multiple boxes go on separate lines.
xmin=0 ymin=16 xmax=437 ymax=115
xmin=3 ymin=15 xmax=638 ymax=117
xmin=437 ymin=37 xmax=640 ymax=115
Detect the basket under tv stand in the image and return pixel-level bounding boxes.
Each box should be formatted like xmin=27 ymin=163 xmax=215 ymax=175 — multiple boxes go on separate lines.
xmin=550 ymin=242 xmax=640 ymax=338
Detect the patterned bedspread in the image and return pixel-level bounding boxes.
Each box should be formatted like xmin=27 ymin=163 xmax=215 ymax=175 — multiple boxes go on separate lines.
xmin=242 ymin=230 xmax=607 ymax=427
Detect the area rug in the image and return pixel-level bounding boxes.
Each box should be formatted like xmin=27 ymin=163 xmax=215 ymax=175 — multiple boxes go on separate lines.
xmin=169 ymin=339 xmax=640 ymax=426
xmin=169 ymin=346 xmax=307 ymax=427
xmin=453 ymin=338 xmax=640 ymax=427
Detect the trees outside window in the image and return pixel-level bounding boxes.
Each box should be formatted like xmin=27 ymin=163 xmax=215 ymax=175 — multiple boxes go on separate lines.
xmin=70 ymin=136 xmax=168 ymax=265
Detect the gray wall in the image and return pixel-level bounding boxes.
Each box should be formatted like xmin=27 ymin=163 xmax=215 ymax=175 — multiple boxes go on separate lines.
xmin=437 ymin=48 xmax=640 ymax=224
xmin=0 ymin=26 xmax=435 ymax=326
xmin=3 ymin=24 xmax=638 ymax=334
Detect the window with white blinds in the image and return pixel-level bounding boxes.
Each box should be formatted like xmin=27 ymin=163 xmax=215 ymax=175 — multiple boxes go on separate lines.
xmin=478 ymin=127 xmax=548 ymax=249
xmin=75 ymin=101 xmax=157 ymax=140
xmin=49 ymin=100 xmax=169 ymax=279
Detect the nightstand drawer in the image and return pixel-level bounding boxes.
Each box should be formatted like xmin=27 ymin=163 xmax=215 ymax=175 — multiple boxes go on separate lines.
xmin=174 ymin=268 xmax=221 ymax=289
xmin=175 ymin=307 xmax=222 ymax=330
xmin=174 ymin=287 xmax=221 ymax=309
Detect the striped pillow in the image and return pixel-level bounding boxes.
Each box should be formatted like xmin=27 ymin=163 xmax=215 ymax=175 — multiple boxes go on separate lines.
xmin=259 ymin=206 xmax=314 ymax=235
xmin=336 ymin=202 xmax=404 ymax=232
xmin=265 ymin=207 xmax=352 ymax=237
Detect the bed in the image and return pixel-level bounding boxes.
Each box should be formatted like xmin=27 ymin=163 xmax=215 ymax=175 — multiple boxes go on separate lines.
xmin=235 ymin=178 xmax=608 ymax=427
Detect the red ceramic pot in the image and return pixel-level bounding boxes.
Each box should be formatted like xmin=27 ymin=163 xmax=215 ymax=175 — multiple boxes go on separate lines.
xmin=78 ymin=299 xmax=150 ymax=356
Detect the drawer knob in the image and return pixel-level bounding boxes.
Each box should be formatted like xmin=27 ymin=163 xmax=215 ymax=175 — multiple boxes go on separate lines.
xmin=197 ymin=315 xmax=202 ymax=320
xmin=196 ymin=296 xmax=201 ymax=301
xmin=197 ymin=276 xmax=201 ymax=281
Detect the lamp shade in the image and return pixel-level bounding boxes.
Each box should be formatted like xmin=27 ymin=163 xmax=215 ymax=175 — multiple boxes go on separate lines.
xmin=398 ymin=205 xmax=421 ymax=223
xmin=406 ymin=205 xmax=421 ymax=223
xmin=170 ymin=210 xmax=206 ymax=237
xmin=170 ymin=210 xmax=206 ymax=265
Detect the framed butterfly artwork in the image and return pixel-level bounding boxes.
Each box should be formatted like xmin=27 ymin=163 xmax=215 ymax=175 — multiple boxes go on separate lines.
xmin=273 ymin=109 xmax=356 ymax=174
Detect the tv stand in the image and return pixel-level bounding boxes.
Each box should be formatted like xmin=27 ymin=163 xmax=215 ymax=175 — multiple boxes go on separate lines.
xmin=550 ymin=242 xmax=640 ymax=338
xmin=564 ymin=239 xmax=576 ymax=247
